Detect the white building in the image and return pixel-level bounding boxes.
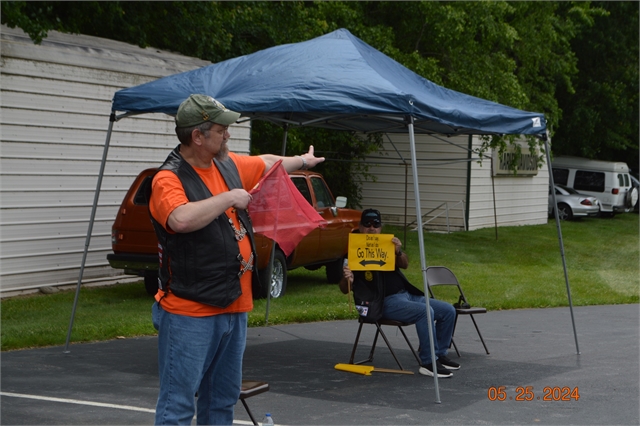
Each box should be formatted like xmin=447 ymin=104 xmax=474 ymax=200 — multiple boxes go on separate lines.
xmin=359 ymin=134 xmax=548 ymax=231
xmin=0 ymin=25 xmax=250 ymax=294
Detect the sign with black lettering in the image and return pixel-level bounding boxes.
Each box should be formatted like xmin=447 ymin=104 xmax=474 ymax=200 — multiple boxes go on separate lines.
xmin=347 ymin=233 xmax=395 ymax=271
xmin=492 ymin=142 xmax=539 ymax=176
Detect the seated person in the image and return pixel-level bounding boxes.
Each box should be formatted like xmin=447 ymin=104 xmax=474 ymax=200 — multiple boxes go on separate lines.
xmin=339 ymin=209 xmax=460 ymax=378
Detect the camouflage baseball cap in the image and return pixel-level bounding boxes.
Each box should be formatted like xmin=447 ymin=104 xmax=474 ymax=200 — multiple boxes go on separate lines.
xmin=175 ymin=94 xmax=240 ymax=127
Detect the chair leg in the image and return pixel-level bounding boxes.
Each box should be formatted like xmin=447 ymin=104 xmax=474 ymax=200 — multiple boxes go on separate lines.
xmin=396 ymin=326 xmax=421 ymax=366
xmin=350 ymin=321 xmax=421 ymax=369
xmin=375 ymin=323 xmax=405 ymax=370
xmin=450 ymin=314 xmax=461 ymax=357
xmin=351 ymin=321 xmax=382 ymax=365
xmin=470 ymin=314 xmax=490 ymax=354
xmin=365 ymin=328 xmax=381 ymax=364
xmin=450 ymin=337 xmax=461 ymax=357
xmin=241 ymin=399 xmax=258 ymax=425
xmin=349 ymin=321 xmax=366 ymax=364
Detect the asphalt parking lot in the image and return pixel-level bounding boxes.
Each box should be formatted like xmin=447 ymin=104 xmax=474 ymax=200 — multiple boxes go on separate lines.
xmin=2 ymin=304 xmax=639 ymax=425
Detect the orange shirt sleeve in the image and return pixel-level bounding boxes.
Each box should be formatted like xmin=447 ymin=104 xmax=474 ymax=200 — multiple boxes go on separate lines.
xmin=149 ymin=171 xmax=187 ymax=232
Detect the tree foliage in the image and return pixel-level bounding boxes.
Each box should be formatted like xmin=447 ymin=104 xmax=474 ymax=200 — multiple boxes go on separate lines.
xmin=2 ymin=0 xmax=637 ymax=186
xmin=553 ymin=1 xmax=639 ymax=170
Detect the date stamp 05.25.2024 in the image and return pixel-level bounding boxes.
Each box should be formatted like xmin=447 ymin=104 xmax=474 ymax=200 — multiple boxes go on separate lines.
xmin=487 ymin=386 xmax=580 ymax=402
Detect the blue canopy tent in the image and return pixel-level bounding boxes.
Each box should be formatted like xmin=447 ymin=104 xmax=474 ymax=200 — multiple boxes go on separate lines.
xmin=67 ymin=29 xmax=577 ymax=401
xmin=111 ymin=29 xmax=543 ymax=136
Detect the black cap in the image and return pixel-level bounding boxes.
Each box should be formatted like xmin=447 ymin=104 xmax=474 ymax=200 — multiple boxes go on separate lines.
xmin=360 ymin=209 xmax=382 ymax=226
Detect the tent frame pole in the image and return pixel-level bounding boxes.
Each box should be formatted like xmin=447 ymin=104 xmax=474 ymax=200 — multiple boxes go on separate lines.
xmin=407 ymin=116 xmax=441 ymax=403
xmin=544 ymin=134 xmax=580 ymax=355
xmin=383 ymin=133 xmax=410 ymax=243
xmin=64 ymin=112 xmax=116 ymax=353
xmin=265 ymin=125 xmax=291 ymax=324
xmin=490 ymin=160 xmax=499 ymax=240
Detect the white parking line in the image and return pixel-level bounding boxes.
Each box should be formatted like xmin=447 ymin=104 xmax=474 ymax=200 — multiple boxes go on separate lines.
xmin=1 ymin=392 xmax=256 ymax=425
xmin=1 ymin=391 xmax=156 ymax=413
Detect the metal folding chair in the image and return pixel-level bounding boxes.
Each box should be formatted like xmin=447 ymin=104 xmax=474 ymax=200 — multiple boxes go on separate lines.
xmin=349 ymin=317 xmax=421 ymax=370
xmin=426 ymin=266 xmax=490 ymax=356
xmin=239 ymin=380 xmax=270 ymax=425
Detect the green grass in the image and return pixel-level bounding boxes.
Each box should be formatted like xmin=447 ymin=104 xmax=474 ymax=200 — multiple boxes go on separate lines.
xmin=2 ymin=214 xmax=638 ymax=351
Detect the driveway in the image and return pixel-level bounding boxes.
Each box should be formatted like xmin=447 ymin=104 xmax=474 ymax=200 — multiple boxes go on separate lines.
xmin=2 ymin=304 xmax=638 ymax=425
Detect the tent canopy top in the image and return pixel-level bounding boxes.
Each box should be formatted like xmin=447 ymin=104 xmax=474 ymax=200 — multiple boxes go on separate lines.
xmin=112 ymin=29 xmax=546 ymax=136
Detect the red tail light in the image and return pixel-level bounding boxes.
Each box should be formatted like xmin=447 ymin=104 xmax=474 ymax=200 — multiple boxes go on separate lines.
xmin=612 ymin=188 xmax=619 ymax=194
xmin=580 ymin=200 xmax=593 ymax=206
xmin=111 ymin=229 xmax=124 ymax=244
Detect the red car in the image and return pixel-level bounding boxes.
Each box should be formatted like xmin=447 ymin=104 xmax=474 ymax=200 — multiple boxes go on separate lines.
xmin=107 ymin=168 xmax=361 ymax=298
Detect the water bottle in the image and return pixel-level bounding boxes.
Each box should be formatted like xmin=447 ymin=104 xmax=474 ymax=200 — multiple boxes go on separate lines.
xmin=262 ymin=413 xmax=274 ymax=426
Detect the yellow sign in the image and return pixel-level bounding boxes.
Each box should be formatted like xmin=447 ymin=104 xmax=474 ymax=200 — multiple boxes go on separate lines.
xmin=347 ymin=233 xmax=395 ymax=271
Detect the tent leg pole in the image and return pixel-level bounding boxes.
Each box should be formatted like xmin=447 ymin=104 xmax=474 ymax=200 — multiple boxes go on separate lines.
xmin=407 ymin=117 xmax=441 ymax=404
xmin=265 ymin=130 xmax=290 ymax=325
xmin=404 ymin=163 xmax=408 ymax=244
xmin=545 ymin=136 xmax=580 ymax=355
xmin=383 ymin=133 xmax=410 ymax=241
xmin=490 ymin=159 xmax=498 ymax=240
xmin=64 ymin=114 xmax=115 ymax=353
xmin=264 ymin=243 xmax=275 ymax=326
xmin=280 ymin=124 xmax=289 ymax=156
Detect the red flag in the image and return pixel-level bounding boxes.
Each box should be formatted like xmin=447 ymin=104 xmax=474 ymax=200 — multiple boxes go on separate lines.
xmin=248 ymin=160 xmax=326 ymax=256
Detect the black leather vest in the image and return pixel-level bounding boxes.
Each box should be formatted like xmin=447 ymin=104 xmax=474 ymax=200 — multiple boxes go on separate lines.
xmin=149 ymin=145 xmax=259 ymax=308
xmin=353 ymin=267 xmax=424 ymax=298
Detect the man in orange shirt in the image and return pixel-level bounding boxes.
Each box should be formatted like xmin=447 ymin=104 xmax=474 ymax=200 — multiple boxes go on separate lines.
xmin=149 ymin=94 xmax=323 ymax=425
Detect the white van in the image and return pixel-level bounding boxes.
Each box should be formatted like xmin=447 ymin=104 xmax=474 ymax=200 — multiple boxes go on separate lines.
xmin=551 ymin=156 xmax=638 ymax=214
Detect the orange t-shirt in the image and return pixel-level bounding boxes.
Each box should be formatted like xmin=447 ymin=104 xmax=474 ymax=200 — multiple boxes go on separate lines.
xmin=149 ymin=152 xmax=266 ymax=317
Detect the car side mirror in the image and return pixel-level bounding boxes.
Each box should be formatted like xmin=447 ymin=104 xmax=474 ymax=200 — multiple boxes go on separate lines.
xmin=335 ymin=196 xmax=347 ymax=208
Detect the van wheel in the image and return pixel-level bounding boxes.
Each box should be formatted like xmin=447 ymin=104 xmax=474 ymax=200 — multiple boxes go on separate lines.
xmin=598 ymin=209 xmax=615 ymax=218
xmin=325 ymin=257 xmax=345 ymax=284
xmin=556 ymin=203 xmax=573 ymax=220
xmin=625 ymin=187 xmax=638 ymax=209
xmin=259 ymin=249 xmax=287 ymax=299
xmin=144 ymin=270 xmax=159 ymax=296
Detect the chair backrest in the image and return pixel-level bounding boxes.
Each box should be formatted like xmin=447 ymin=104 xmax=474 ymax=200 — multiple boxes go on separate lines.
xmin=425 ymin=266 xmax=468 ymax=303
xmin=426 ymin=266 xmax=459 ymax=286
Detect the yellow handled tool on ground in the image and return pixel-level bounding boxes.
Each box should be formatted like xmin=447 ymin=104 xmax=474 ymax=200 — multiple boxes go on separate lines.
xmin=334 ymin=363 xmax=414 ymax=375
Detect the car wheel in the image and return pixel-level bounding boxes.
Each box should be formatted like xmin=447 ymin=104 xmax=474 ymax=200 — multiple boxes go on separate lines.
xmin=144 ymin=270 xmax=159 ymax=296
xmin=325 ymin=256 xmax=345 ymax=284
xmin=556 ymin=203 xmax=573 ymax=220
xmin=259 ymin=249 xmax=287 ymax=299
xmin=625 ymin=187 xmax=638 ymax=209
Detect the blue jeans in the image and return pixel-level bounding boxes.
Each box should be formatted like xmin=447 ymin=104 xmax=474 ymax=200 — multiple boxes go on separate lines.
xmin=382 ymin=290 xmax=456 ymax=365
xmin=152 ymin=302 xmax=247 ymax=425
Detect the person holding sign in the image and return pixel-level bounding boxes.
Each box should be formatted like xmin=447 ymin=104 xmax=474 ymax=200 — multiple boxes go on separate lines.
xmin=339 ymin=209 xmax=459 ymax=378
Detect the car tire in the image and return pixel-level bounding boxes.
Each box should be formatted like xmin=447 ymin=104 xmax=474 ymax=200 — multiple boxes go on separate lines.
xmin=144 ymin=270 xmax=159 ymax=296
xmin=625 ymin=187 xmax=638 ymax=210
xmin=556 ymin=203 xmax=573 ymax=221
xmin=259 ymin=248 xmax=287 ymax=299
xmin=325 ymin=256 xmax=345 ymax=284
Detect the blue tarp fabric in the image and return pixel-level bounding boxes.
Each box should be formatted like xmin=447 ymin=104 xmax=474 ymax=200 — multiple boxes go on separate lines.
xmin=112 ymin=28 xmax=546 ymax=136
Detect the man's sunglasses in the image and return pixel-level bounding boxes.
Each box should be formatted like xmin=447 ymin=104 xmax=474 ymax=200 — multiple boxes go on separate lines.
xmin=361 ymin=220 xmax=381 ymax=228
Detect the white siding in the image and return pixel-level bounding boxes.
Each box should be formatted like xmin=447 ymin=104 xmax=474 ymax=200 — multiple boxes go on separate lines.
xmin=467 ymin=157 xmax=548 ymax=230
xmin=359 ymin=134 xmax=548 ymax=232
xmin=360 ymin=134 xmax=471 ymax=231
xmin=0 ymin=26 xmax=251 ymax=293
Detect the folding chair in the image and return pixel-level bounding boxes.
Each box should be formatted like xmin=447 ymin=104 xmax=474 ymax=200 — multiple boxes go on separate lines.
xmin=239 ymin=380 xmax=270 ymax=425
xmin=349 ymin=317 xmax=421 ymax=370
xmin=426 ymin=266 xmax=490 ymax=356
